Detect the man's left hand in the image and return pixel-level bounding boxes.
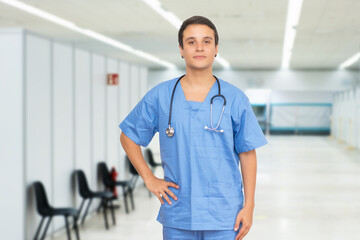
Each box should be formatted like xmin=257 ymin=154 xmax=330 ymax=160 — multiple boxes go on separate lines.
xmin=234 ymin=206 xmax=254 ymax=240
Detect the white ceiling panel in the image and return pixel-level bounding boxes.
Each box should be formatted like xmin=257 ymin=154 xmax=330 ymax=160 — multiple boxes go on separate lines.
xmin=0 ymin=0 xmax=359 ymax=70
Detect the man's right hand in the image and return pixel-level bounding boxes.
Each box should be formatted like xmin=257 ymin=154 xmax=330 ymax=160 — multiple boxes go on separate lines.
xmin=145 ymin=176 xmax=179 ymax=205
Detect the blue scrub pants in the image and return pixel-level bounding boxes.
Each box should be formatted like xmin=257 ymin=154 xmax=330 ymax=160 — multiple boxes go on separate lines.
xmin=163 ymin=226 xmax=239 ymax=240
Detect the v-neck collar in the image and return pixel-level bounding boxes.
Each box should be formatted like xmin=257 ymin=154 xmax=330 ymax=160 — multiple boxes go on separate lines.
xmin=177 ymin=77 xmax=218 ymax=114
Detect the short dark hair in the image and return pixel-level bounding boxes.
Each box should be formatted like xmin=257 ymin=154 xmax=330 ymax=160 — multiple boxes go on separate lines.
xmin=178 ymin=16 xmax=219 ymax=49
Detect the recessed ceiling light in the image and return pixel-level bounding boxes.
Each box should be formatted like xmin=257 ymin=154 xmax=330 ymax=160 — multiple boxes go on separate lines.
xmin=281 ymin=0 xmax=304 ymax=69
xmin=339 ymin=52 xmax=360 ymax=69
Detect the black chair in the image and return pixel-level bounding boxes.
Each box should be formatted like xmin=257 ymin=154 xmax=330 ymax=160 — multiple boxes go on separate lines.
xmin=125 ymin=156 xmax=140 ymax=209
xmin=33 ymin=181 xmax=80 ymax=240
xmin=75 ymin=170 xmax=116 ymax=229
xmin=98 ymin=162 xmax=133 ymax=214
xmin=145 ymin=148 xmax=162 ymax=171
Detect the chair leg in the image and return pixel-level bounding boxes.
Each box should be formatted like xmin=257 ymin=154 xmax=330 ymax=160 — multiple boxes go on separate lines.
xmin=40 ymin=216 xmax=52 ymax=240
xmin=77 ymin=199 xmax=85 ymax=219
xmin=65 ymin=216 xmax=72 ymax=240
xmin=33 ymin=217 xmax=45 ymax=240
xmin=129 ymin=189 xmax=135 ymax=210
xmin=109 ymin=199 xmax=116 ymax=225
xmin=122 ymin=186 xmax=129 ymax=214
xmin=102 ymin=199 xmax=109 ymax=229
xmin=81 ymin=198 xmax=92 ymax=225
xmin=73 ymin=216 xmax=80 ymax=240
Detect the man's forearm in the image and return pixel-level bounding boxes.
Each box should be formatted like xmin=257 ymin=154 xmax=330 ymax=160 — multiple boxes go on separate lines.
xmin=239 ymin=149 xmax=257 ymax=209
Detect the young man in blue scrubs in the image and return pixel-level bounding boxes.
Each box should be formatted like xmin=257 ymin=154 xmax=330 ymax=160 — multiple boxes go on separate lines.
xmin=120 ymin=16 xmax=267 ymax=240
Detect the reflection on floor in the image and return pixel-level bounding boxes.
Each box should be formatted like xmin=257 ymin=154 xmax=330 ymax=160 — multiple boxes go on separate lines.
xmin=53 ymin=136 xmax=360 ymax=240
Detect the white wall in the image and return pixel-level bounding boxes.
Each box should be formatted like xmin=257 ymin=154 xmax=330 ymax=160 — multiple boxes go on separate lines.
xmin=130 ymin=65 xmax=140 ymax=109
xmin=357 ymin=88 xmax=360 ymax=149
xmin=52 ymin=42 xmax=75 ymax=230
xmin=0 ymin=29 xmax=147 ymax=240
xmin=106 ymin=58 xmax=119 ymax=169
xmin=0 ymin=29 xmax=25 ymax=240
xmin=74 ymin=48 xmax=92 ymax=207
xmin=140 ymin=67 xmax=148 ymax=98
xmin=333 ymin=87 xmax=360 ymax=150
xmin=117 ymin=62 xmax=131 ymax=180
xmin=91 ymin=54 xmax=106 ymax=191
xmin=25 ymin=33 xmax=52 ymax=238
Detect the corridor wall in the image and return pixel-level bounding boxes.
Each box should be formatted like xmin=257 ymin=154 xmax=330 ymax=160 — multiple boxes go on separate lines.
xmin=357 ymin=88 xmax=360 ymax=150
xmin=0 ymin=29 xmax=148 ymax=240
xmin=0 ymin=29 xmax=25 ymax=240
xmin=333 ymin=87 xmax=360 ymax=150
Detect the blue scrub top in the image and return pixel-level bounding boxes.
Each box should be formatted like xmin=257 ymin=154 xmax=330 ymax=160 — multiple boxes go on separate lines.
xmin=119 ymin=76 xmax=267 ymax=231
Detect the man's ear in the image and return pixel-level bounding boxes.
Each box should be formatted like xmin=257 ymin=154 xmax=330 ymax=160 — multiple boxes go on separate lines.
xmin=179 ymin=45 xmax=184 ymax=58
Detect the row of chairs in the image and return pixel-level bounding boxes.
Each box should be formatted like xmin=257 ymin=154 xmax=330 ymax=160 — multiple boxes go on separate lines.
xmin=32 ymin=149 xmax=161 ymax=240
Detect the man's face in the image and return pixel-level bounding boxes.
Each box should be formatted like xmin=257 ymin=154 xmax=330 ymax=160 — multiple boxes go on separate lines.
xmin=179 ymin=24 xmax=218 ymax=70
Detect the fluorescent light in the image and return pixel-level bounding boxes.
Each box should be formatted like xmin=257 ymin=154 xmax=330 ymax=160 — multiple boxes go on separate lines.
xmin=281 ymin=0 xmax=304 ymax=69
xmin=142 ymin=0 xmax=231 ymax=69
xmin=339 ymin=52 xmax=360 ymax=69
xmin=0 ymin=0 xmax=176 ymax=68
xmin=142 ymin=0 xmax=182 ymax=29
xmin=216 ymin=54 xmax=230 ymax=69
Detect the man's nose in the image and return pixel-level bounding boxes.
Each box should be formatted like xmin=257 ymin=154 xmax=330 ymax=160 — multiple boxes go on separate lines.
xmin=195 ymin=42 xmax=204 ymax=51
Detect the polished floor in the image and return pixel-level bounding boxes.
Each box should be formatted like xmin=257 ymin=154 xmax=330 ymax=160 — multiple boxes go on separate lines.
xmin=53 ymin=136 xmax=360 ymax=240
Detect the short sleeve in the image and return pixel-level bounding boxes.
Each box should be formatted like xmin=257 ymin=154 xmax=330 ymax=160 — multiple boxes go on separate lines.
xmin=232 ymin=94 xmax=267 ymax=154
xmin=119 ymin=89 xmax=159 ymax=147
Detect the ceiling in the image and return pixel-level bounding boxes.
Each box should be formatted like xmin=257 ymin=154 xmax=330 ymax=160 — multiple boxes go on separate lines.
xmin=0 ymin=0 xmax=359 ymax=70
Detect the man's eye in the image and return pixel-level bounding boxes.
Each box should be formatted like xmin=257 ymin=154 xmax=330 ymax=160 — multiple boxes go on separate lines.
xmin=188 ymin=41 xmax=194 ymax=44
xmin=205 ymin=41 xmax=210 ymax=44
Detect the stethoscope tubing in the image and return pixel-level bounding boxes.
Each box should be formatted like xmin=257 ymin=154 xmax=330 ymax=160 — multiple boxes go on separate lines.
xmin=167 ymin=74 xmax=226 ymax=137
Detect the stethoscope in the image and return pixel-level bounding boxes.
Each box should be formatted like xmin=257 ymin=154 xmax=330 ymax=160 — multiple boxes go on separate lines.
xmin=165 ymin=75 xmax=227 ymax=138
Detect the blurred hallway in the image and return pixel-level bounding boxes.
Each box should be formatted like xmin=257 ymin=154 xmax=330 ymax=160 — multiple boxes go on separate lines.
xmin=53 ymin=136 xmax=360 ymax=240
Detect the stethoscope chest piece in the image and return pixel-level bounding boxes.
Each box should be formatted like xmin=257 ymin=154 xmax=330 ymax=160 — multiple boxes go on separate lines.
xmin=165 ymin=126 xmax=174 ymax=137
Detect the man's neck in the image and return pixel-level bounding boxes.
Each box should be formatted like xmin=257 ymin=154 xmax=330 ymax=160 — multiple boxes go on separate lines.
xmin=183 ymin=68 xmax=215 ymax=87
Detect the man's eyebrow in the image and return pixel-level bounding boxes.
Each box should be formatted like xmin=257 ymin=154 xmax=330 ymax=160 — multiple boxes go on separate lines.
xmin=185 ymin=36 xmax=214 ymax=41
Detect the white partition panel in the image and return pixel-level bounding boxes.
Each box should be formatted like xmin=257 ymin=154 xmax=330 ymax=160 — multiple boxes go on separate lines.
xmin=140 ymin=67 xmax=148 ymax=97
xmin=356 ymin=88 xmax=360 ymax=149
xmin=25 ymin=34 xmax=52 ymax=239
xmin=119 ymin=62 xmax=131 ymax=122
xmin=91 ymin=54 xmax=106 ymax=190
xmin=339 ymin=93 xmax=346 ymax=142
xmin=118 ymin=62 xmax=130 ymax=180
xmin=344 ymin=92 xmax=349 ymax=142
xmin=52 ymin=42 xmax=74 ymax=230
xmin=106 ymin=58 xmax=119 ymax=168
xmin=74 ymin=49 xmax=92 ymax=194
xmin=347 ymin=89 xmax=356 ymax=147
xmin=0 ymin=29 xmax=25 ymax=240
xmin=332 ymin=94 xmax=339 ymax=138
xmin=130 ymin=65 xmax=140 ymax=109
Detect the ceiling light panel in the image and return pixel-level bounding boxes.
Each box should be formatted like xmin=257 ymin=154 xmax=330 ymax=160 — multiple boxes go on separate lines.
xmin=281 ymin=0 xmax=304 ymax=69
